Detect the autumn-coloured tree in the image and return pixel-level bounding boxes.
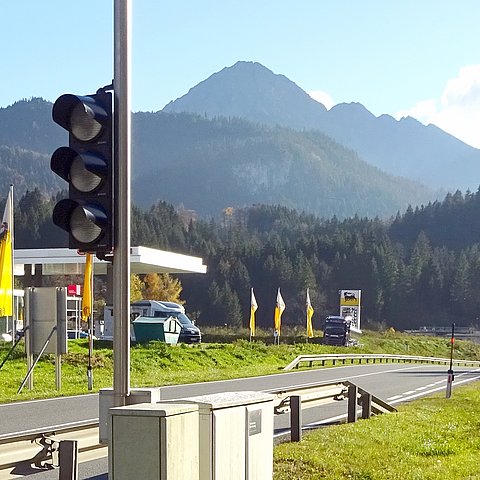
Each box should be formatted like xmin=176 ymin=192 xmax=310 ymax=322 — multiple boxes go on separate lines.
xmin=142 ymin=272 xmax=184 ymax=304
xmin=130 ymin=274 xmax=145 ymax=302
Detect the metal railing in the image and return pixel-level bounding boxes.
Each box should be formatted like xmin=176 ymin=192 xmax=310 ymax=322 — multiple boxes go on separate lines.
xmin=0 ymin=420 xmax=103 ymax=475
xmin=284 ymin=354 xmax=480 ymax=371
xmin=265 ymin=379 xmax=396 ymax=442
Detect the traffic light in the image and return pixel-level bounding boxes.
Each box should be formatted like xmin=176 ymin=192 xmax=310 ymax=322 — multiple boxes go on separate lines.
xmin=51 ymin=89 xmax=114 ymax=256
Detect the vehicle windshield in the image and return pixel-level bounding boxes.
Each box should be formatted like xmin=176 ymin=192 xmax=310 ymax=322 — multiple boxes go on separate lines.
xmin=325 ymin=327 xmax=345 ymax=335
xmin=153 ymin=311 xmax=193 ymax=326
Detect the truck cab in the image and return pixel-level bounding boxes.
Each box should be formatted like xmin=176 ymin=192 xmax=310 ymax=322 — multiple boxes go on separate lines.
xmin=322 ymin=315 xmax=351 ymax=346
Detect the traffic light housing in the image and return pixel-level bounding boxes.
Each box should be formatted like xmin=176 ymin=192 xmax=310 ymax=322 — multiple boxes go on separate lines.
xmin=51 ymin=90 xmax=114 ymax=256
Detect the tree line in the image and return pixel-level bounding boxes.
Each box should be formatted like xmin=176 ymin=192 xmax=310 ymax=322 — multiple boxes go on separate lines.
xmin=8 ymin=187 xmax=480 ymax=331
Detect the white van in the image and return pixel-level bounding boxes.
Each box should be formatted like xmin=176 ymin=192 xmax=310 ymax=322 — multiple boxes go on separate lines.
xmin=99 ymin=300 xmax=201 ymax=343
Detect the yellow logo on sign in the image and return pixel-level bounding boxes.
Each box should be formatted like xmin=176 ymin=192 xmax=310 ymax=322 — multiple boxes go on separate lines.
xmin=340 ymin=290 xmax=360 ymax=306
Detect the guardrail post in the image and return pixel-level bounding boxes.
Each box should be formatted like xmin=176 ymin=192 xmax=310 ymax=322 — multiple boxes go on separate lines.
xmin=347 ymin=385 xmax=358 ymax=423
xmin=361 ymin=393 xmax=372 ymax=419
xmin=290 ymin=395 xmax=302 ymax=442
xmin=59 ymin=440 xmax=78 ymax=480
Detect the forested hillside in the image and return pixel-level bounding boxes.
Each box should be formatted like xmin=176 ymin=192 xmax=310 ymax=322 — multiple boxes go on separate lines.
xmin=7 ymin=188 xmax=480 ymax=331
xmin=0 ymin=98 xmax=436 ymax=220
xmin=132 ymin=112 xmax=434 ymax=218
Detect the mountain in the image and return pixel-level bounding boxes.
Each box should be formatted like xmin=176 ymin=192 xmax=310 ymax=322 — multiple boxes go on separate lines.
xmin=131 ymin=112 xmax=435 ymax=218
xmin=163 ymin=61 xmax=480 ymax=191
xmin=0 ymin=98 xmax=64 ymax=196
xmin=163 ymin=61 xmax=328 ymax=129
xmin=0 ymin=98 xmax=436 ymax=219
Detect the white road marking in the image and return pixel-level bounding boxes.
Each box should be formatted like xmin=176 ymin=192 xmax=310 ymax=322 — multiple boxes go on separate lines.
xmin=389 ymin=369 xmax=480 ymax=404
xmin=386 ymin=395 xmax=403 ymax=401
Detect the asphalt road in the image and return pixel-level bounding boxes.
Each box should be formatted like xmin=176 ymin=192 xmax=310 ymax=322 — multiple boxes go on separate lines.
xmin=2 ymin=362 xmax=480 ymax=479
xmin=3 ymin=362 xmax=480 ymax=436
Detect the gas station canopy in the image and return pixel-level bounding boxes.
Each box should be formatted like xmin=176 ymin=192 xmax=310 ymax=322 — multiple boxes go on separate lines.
xmin=14 ymin=246 xmax=207 ymax=276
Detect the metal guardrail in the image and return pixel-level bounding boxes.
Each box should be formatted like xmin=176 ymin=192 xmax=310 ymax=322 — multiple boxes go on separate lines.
xmin=284 ymin=354 xmax=480 ymax=371
xmin=0 ymin=420 xmax=102 ymax=475
xmin=265 ymin=379 xmax=397 ymax=442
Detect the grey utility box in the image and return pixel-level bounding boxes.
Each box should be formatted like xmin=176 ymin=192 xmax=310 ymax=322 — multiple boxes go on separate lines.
xmin=182 ymin=391 xmax=274 ymax=480
xmin=109 ymin=402 xmax=199 ymax=480
xmin=99 ymin=387 xmax=161 ymax=444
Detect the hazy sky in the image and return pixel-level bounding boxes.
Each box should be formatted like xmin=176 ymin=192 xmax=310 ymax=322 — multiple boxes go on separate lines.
xmin=3 ymin=1 xmax=480 ymax=147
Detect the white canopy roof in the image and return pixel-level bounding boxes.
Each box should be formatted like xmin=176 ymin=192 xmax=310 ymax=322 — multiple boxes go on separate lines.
xmin=14 ymin=246 xmax=207 ymax=275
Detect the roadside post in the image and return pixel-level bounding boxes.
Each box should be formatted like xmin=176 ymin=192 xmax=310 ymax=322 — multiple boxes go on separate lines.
xmin=446 ymin=323 xmax=455 ymax=398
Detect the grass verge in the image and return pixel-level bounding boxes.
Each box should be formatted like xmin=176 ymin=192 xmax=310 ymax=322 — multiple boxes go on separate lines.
xmin=0 ymin=329 xmax=479 ymax=403
xmin=274 ymin=383 xmax=480 ymax=480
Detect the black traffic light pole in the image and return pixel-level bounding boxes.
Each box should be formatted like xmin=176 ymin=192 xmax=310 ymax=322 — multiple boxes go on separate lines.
xmin=112 ymin=0 xmax=132 ymax=407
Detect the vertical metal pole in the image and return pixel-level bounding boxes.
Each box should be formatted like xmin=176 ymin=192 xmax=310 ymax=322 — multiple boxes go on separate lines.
xmin=9 ymin=184 xmax=15 ymax=341
xmin=59 ymin=440 xmax=78 ymax=480
xmin=290 ymin=395 xmax=302 ymax=442
xmin=87 ymin=314 xmax=93 ymax=390
xmin=25 ymin=288 xmax=34 ymax=390
xmin=27 ymin=353 xmax=34 ymax=390
xmin=56 ymin=354 xmax=62 ymax=390
xmin=347 ymin=385 xmax=358 ymax=423
xmin=113 ymin=0 xmax=131 ymax=407
xmin=446 ymin=323 xmax=455 ymax=398
xmin=361 ymin=393 xmax=372 ymax=419
xmin=87 ymin=257 xmax=94 ymax=390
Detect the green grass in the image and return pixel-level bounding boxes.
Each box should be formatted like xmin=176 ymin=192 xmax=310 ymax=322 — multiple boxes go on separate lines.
xmin=274 ymin=383 xmax=480 ymax=480
xmin=1 ymin=329 xmax=480 ymax=478
xmin=0 ymin=329 xmax=479 ymax=404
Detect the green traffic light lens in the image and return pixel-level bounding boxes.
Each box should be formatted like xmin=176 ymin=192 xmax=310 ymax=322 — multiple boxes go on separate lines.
xmin=70 ymin=102 xmax=103 ymax=142
xmin=70 ymin=155 xmax=103 ymax=192
xmin=70 ymin=206 xmax=103 ymax=244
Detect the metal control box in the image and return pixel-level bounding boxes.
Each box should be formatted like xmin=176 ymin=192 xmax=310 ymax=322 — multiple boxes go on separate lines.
xmin=182 ymin=391 xmax=274 ymax=480
xmin=109 ymin=402 xmax=199 ymax=480
xmin=99 ymin=387 xmax=161 ymax=444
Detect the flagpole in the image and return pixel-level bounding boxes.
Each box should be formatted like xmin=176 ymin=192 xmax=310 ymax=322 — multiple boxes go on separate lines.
xmin=9 ymin=185 xmax=14 ymax=341
xmin=306 ymin=288 xmax=314 ymax=343
xmin=306 ymin=288 xmax=309 ymax=344
xmin=87 ymin=255 xmax=94 ymax=390
xmin=249 ymin=287 xmax=257 ymax=343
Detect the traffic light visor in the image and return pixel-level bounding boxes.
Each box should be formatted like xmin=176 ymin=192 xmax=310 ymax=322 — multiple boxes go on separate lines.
xmin=70 ymin=204 xmax=106 ymax=244
xmin=53 ymin=199 xmax=108 ymax=245
xmin=52 ymin=94 xmax=110 ymax=142
xmin=51 ymin=147 xmax=107 ymax=193
xmin=70 ymin=154 xmax=104 ymax=192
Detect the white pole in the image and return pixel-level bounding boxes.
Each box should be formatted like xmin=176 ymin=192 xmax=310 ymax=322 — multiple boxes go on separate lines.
xmin=113 ymin=0 xmax=132 ymax=406
xmin=9 ymin=184 xmax=14 ymax=341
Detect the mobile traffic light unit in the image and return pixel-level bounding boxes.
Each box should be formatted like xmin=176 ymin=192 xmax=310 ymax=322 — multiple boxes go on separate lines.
xmin=50 ymin=88 xmax=115 ymax=259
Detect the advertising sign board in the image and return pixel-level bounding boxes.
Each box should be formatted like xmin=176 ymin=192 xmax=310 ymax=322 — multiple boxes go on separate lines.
xmin=339 ymin=289 xmax=361 ymax=331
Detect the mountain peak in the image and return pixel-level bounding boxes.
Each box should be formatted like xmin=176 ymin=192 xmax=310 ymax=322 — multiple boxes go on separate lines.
xmin=163 ymin=61 xmax=327 ymax=127
xmin=162 ymin=61 xmax=480 ymax=192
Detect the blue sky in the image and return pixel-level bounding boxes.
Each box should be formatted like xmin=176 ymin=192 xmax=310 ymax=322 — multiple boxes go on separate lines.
xmin=3 ymin=1 xmax=480 ymax=147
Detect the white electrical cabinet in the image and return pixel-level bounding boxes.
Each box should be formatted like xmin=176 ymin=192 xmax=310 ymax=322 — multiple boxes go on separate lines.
xmin=109 ymin=402 xmax=199 ymax=480
xmin=99 ymin=387 xmax=162 ymax=444
xmin=183 ymin=391 xmax=274 ymax=480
